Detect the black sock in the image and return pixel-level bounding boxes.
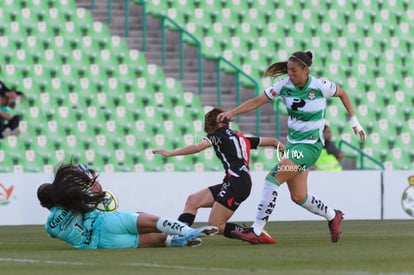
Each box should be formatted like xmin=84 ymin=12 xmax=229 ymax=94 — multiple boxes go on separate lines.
xmin=224 ymin=222 xmax=246 ymax=239
xmin=178 ymin=213 xmax=195 ymax=226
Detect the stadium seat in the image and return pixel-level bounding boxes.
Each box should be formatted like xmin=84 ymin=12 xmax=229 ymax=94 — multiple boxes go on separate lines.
xmin=141 ymin=149 xmax=164 ymax=171
xmin=142 ymin=64 xmax=166 ymax=89
xmin=122 ymin=49 xmax=147 ymax=75
xmin=163 ymin=8 xmax=186 ymax=31
xmin=21 ymin=150 xmax=43 ymax=172
xmin=164 ymin=155 xmax=193 ymax=172
xmin=223 ymin=0 xmax=249 ymax=17
xmin=87 ymin=21 xmax=111 ymax=46
xmin=2 ymin=0 xmax=411 ymax=171
xmin=0 ymin=150 xmax=14 ymax=173
xmin=144 ymin=0 xmax=169 ymax=17
xmin=202 ymin=36 xmax=221 ymax=59
xmin=207 ymin=22 xmax=231 ymax=45
xmin=184 ymin=11 xmax=209 ymax=41
xmin=197 ymin=0 xmax=222 ymax=14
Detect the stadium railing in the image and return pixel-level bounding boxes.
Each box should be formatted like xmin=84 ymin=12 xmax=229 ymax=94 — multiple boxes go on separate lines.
xmin=216 ymin=57 xmax=260 ymax=135
xmin=338 ymin=140 xmax=384 ymax=170
xmin=160 ymin=16 xmax=203 ymax=95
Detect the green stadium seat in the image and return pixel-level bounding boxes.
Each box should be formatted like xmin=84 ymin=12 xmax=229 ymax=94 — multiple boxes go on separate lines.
xmin=50 ymin=0 xmax=75 ymax=9
xmin=96 ymin=49 xmax=117 ymax=71
xmin=108 ymin=35 xmax=129 ymax=60
xmin=276 ymin=0 xmax=302 ymax=10
xmin=71 ymin=8 xmax=93 ymax=29
xmin=13 ymin=49 xmax=34 ymax=73
xmin=185 ymin=10 xmax=209 ymax=38
xmin=197 ymin=0 xmax=222 ymax=14
xmin=141 ymin=149 xmax=163 ymax=172
xmin=0 ymin=150 xmax=14 ymax=173
xmin=113 ymin=63 xmax=137 ymax=86
xmin=261 ymin=22 xmax=285 ymax=42
xmin=84 ymin=106 xmax=105 ymax=131
xmin=86 ymin=64 xmax=107 ymax=86
xmin=164 ymin=8 xmax=186 ymax=31
xmin=142 ymin=64 xmax=166 ymax=89
xmin=219 ymin=50 xmax=241 ymax=73
xmin=194 ymin=160 xmax=221 ymax=172
xmin=21 ymin=150 xmax=43 ymax=172
xmin=87 ymin=21 xmax=111 ymax=46
xmin=72 ymin=120 xmax=94 ymax=144
xmin=43 ymin=7 xmax=63 ymax=30
xmin=52 ymin=35 xmax=72 ymax=61
xmin=239 ymin=64 xmax=262 ymax=88
xmin=388 ymin=147 xmax=411 ymax=170
xmin=207 ymin=22 xmax=231 ymax=45
xmin=234 ymin=22 xmax=259 ymax=46
xmin=5 ymin=136 xmax=23 ymax=159
xmin=244 ymin=49 xmax=268 ymax=71
xmin=161 ymin=112 xmax=183 ymax=135
xmin=142 ymin=105 xmax=162 ymax=129
xmin=24 ymin=35 xmax=45 ymax=61
xmin=223 ymin=0 xmax=249 ymax=17
xmin=145 ymin=0 xmax=169 ymax=18
xmin=4 ymin=21 xmax=25 ymax=46
xmin=254 ymin=0 xmax=276 ymax=11
xmin=134 ymin=78 xmax=155 ymax=105
xmin=122 ymin=49 xmax=147 ymax=75
xmin=76 ymin=36 xmax=99 ymax=62
xmin=202 ymin=36 xmax=221 ymax=59
xmin=164 ymin=155 xmax=193 ymax=172
xmin=218 ymin=8 xmax=239 ymax=30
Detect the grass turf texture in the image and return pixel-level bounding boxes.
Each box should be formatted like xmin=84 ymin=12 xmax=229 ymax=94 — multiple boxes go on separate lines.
xmin=0 ymin=220 xmax=413 ymax=275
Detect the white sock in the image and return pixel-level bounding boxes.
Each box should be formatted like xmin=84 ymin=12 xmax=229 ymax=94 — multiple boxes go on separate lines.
xmin=252 ymin=177 xmax=280 ymax=235
xmin=156 ymin=217 xmax=191 ymax=235
xmin=298 ymin=193 xmax=336 ymax=221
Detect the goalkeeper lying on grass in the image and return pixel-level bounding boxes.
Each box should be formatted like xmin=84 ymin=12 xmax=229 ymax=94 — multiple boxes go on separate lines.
xmin=37 ymin=163 xmax=218 ymax=249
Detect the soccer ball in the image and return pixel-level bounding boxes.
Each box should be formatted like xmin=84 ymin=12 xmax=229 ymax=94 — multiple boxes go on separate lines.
xmin=96 ymin=190 xmax=119 ymax=212
xmin=401 ymin=186 xmax=414 ymax=217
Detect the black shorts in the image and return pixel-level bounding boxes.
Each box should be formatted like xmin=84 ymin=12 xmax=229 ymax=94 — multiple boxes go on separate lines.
xmin=208 ymin=171 xmax=252 ymax=211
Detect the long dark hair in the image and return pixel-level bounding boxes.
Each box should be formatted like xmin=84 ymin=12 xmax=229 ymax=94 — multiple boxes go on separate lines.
xmin=204 ymin=107 xmax=224 ymax=134
xmin=263 ymin=51 xmax=313 ymax=79
xmin=37 ymin=163 xmax=105 ymax=214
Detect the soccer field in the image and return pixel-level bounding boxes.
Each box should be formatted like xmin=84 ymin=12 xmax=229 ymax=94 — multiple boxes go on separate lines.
xmin=0 ymin=220 xmax=413 ymax=275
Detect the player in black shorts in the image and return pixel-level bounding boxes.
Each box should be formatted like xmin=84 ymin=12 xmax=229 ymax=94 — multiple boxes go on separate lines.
xmin=153 ymin=108 xmax=284 ymax=244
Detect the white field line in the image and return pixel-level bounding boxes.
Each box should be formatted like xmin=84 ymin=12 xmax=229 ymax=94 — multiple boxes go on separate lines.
xmin=0 ymin=257 xmax=412 ymax=275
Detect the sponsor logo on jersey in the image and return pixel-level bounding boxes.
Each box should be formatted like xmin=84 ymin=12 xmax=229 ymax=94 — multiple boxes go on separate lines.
xmin=308 ymin=89 xmax=315 ymax=100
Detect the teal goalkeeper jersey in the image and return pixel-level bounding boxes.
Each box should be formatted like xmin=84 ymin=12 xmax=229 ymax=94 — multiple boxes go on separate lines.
xmin=45 ymin=206 xmax=103 ymax=249
xmin=264 ymin=76 xmax=337 ymax=144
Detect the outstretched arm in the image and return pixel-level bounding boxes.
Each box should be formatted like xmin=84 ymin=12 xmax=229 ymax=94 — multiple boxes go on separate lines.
xmin=217 ymin=93 xmax=270 ymax=122
xmin=259 ymin=137 xmax=285 ymax=152
xmin=153 ymin=139 xmax=211 ymax=157
xmin=334 ymin=86 xmax=366 ymax=142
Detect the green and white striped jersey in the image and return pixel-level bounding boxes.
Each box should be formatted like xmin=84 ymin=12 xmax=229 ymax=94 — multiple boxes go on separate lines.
xmin=264 ymin=76 xmax=337 ymax=144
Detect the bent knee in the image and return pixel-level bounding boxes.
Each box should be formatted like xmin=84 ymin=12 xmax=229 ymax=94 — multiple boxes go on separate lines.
xmin=290 ymin=194 xmax=306 ymax=204
xmin=184 ymin=194 xmax=200 ymax=208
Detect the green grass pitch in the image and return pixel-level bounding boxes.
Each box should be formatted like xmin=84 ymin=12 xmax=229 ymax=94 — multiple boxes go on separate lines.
xmin=0 ymin=220 xmax=413 ymax=275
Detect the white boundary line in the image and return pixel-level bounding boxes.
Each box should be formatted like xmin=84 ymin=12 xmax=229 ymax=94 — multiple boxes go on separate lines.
xmin=1 ymin=258 xmax=412 ymax=275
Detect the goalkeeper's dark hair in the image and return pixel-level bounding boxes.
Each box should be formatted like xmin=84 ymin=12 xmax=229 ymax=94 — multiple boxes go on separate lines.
xmin=204 ymin=107 xmax=224 ymax=134
xmin=263 ymin=51 xmax=313 ymax=79
xmin=37 ymin=163 xmax=104 ymax=214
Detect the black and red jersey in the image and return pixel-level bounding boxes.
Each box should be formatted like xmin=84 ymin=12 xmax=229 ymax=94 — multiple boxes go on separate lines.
xmin=205 ymin=126 xmax=260 ymax=177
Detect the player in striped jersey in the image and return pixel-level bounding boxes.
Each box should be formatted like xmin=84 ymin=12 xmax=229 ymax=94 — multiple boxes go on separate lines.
xmin=153 ymin=107 xmax=284 ymax=243
xmin=218 ymin=51 xmax=366 ymax=244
